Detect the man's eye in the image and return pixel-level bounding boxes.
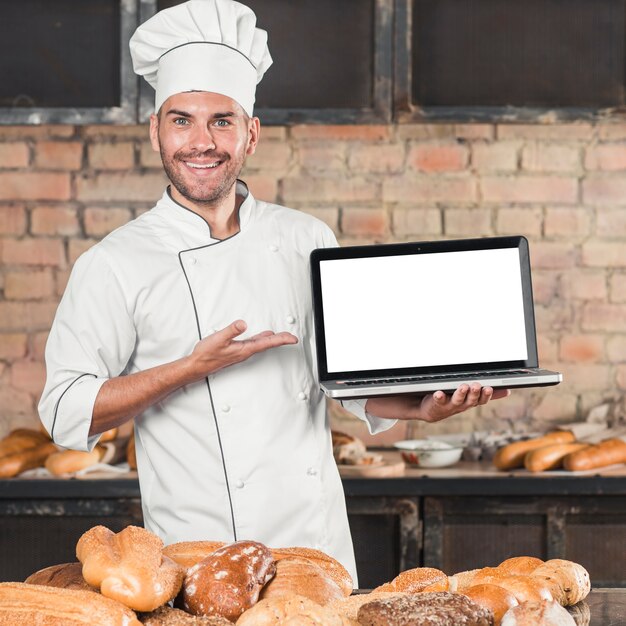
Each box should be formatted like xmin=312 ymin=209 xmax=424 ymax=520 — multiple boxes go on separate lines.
xmin=214 ymin=119 xmax=230 ymax=127
xmin=173 ymin=118 xmax=189 ymax=126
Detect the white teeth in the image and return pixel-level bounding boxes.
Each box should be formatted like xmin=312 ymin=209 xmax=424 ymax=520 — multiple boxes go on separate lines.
xmin=186 ymin=162 xmax=220 ymax=169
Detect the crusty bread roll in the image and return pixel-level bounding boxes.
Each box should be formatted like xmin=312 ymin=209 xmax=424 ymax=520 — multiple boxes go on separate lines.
xmin=260 ymin=557 xmax=343 ymax=606
xmin=501 ymin=599 xmax=575 ymax=625
xmin=497 ymin=556 xmax=544 ymax=576
xmin=77 ymin=525 xmax=184 ymax=612
xmin=140 ymin=605 xmax=232 ymax=625
xmin=0 ymin=582 xmax=141 ymax=625
xmin=162 ymin=541 xmax=226 ymax=570
xmin=45 ymin=447 xmax=104 ymax=476
xmin=24 ymin=562 xmax=95 ymax=591
xmin=182 ymin=540 xmax=275 ymax=621
xmin=0 ymin=441 xmax=58 ymax=478
xmin=448 ymin=568 xmax=481 ymax=592
xmin=463 ymin=584 xmax=518 ymax=625
xmin=530 ymin=560 xmax=590 ymax=606
xmin=472 ymin=573 xmax=553 ymax=605
xmin=372 ymin=567 xmax=448 ymax=594
xmin=271 ymin=547 xmax=353 ymax=596
xmin=328 ymin=592 xmax=407 ymax=623
xmin=563 ymin=438 xmax=626 ymax=471
xmin=0 ymin=428 xmax=50 ymax=457
xmin=524 ymin=443 xmax=589 ymax=472
xmin=236 ymin=593 xmax=353 ymax=626
xmin=493 ymin=432 xmax=575 ymax=470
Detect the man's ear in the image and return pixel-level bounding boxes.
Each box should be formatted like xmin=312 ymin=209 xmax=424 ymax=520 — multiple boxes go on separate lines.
xmin=149 ymin=113 xmax=160 ymax=152
xmin=246 ymin=117 xmax=261 ymax=156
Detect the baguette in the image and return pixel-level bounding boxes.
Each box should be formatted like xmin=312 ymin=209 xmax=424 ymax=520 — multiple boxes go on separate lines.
xmin=0 ymin=441 xmax=58 ymax=478
xmin=493 ymin=431 xmax=575 ymax=470
xmin=45 ymin=447 xmax=104 ymax=476
xmin=0 ymin=429 xmax=50 ymax=458
xmin=524 ymin=443 xmax=589 ymax=472
xmin=563 ymin=438 xmax=626 ymax=471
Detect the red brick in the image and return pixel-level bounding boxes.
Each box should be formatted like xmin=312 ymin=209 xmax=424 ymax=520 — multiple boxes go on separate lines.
xmin=444 ymin=208 xmax=492 ymax=236
xmin=0 ymin=333 xmax=28 ymax=360
xmin=497 ymin=123 xmax=594 ymax=140
xmin=88 ymin=142 xmax=135 ymax=170
xmin=76 ymin=172 xmax=168 ymax=202
xmin=139 ymin=142 xmax=163 ymax=168
xmin=559 ymin=269 xmax=607 ymax=301
xmin=31 ymin=332 xmax=49 ymax=361
xmin=471 ymin=142 xmax=520 ymax=172
xmin=34 ymin=141 xmax=83 ymax=170
xmin=536 ymin=334 xmax=558 ymax=362
xmin=535 ymin=302 xmax=575 ymax=331
xmin=297 ymin=207 xmax=339 ymax=231
xmin=348 ymin=144 xmax=405 ymax=174
xmin=409 ymin=143 xmax=469 ymax=172
xmin=245 ymin=142 xmax=292 ymax=171
xmin=0 ymin=125 xmax=74 ymax=140
xmin=596 ymin=209 xmax=626 ymax=238
xmin=396 ymin=125 xmax=456 ymax=140
xmin=341 ymin=208 xmax=389 ymax=237
xmin=0 ymin=205 xmax=27 ymax=235
xmin=1 ymin=238 xmax=65 ymax=267
xmin=608 ymin=336 xmax=626 ymax=361
xmin=582 ymin=176 xmax=626 ymax=205
xmin=31 ymin=206 xmax=80 ymax=236
xmin=55 ymin=268 xmax=71 ymax=297
xmin=531 ymin=271 xmax=559 ymax=305
xmin=0 ymin=142 xmax=29 ymax=168
xmin=82 ymin=125 xmax=148 ymax=139
xmin=521 ymin=143 xmax=580 ymax=173
xmin=560 ymin=363 xmax=611 ymax=391
xmin=582 ymin=241 xmax=626 ymax=267
xmin=618 ymin=365 xmax=626 ymax=390
xmin=532 ymin=391 xmax=578 ymax=421
xmin=10 ymin=360 xmax=46 ymax=396
xmin=585 ymin=143 xmax=626 ymax=171
xmin=392 ymin=208 xmax=441 ymax=237
xmin=0 ymin=386 xmax=34 ymax=420
xmin=291 ymin=125 xmax=390 ymax=141
xmin=0 ymin=302 xmax=58 ymax=331
xmin=298 ymin=143 xmax=346 ymax=172
xmin=582 ymin=303 xmax=626 ymax=331
xmin=481 ymin=176 xmax=578 ymax=204
xmin=530 ymin=242 xmax=576 ymax=269
xmin=544 ymin=208 xmax=591 ymax=238
xmin=496 ymin=207 xmax=542 ymax=236
xmin=243 ymin=175 xmax=278 ymax=202
xmin=559 ymin=335 xmax=604 ymax=362
xmin=609 ymin=273 xmax=626 ymax=303
xmin=84 ymin=207 xmax=133 ymax=237
xmin=479 ymin=388 xmax=532 ymax=420
xmin=4 ymin=270 xmax=55 ymax=300
xmin=68 ymin=239 xmax=98 ymax=264
xmin=283 ymin=177 xmax=379 ymax=204
xmin=453 ymin=125 xmax=494 ymax=140
xmin=0 ymin=172 xmax=71 ymax=201
xmin=383 ymin=176 xmax=476 ymax=203
xmin=259 ymin=127 xmax=287 ymax=141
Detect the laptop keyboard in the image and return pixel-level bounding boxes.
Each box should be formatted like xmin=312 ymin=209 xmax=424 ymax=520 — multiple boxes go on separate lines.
xmin=342 ymin=370 xmax=530 ymax=386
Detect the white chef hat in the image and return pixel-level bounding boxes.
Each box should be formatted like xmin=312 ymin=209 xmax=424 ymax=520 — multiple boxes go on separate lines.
xmin=129 ymin=0 xmax=272 ymax=116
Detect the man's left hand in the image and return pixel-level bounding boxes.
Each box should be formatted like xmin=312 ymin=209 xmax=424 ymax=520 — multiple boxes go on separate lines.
xmin=364 ymin=384 xmax=511 ymax=423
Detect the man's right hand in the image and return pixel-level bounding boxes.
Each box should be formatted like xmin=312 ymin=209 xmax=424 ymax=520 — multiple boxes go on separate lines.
xmin=187 ymin=319 xmax=298 ymax=380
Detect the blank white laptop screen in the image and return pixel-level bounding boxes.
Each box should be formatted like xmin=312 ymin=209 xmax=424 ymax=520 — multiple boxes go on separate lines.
xmin=319 ymin=248 xmax=528 ymax=373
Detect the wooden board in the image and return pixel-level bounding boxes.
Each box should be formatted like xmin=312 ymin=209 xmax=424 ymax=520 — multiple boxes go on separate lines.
xmin=338 ymin=461 xmax=405 ymax=478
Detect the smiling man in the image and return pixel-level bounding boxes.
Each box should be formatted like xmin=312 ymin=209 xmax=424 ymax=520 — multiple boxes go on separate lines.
xmin=39 ymin=0 xmax=508 ymax=586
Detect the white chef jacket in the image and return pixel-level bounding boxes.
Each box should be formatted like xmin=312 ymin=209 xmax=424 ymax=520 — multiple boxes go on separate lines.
xmin=39 ymin=181 xmax=394 ymax=586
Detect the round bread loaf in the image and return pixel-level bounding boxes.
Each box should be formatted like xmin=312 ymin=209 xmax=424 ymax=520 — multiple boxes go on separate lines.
xmin=500 ymin=600 xmax=575 ymax=625
xmin=530 ymin=560 xmax=590 ymax=606
xmin=260 ymin=557 xmax=343 ymax=606
xmin=373 ymin=567 xmax=448 ymax=594
xmin=463 ymin=584 xmax=518 ymax=626
xmin=24 ymin=562 xmax=95 ymax=592
xmin=182 ymin=540 xmax=275 ymax=620
xmin=471 ymin=573 xmax=553 ymax=605
xmin=357 ymin=591 xmax=494 ymax=626
xmin=497 ymin=557 xmax=543 ymax=577
xmin=139 ymin=605 xmax=232 ymax=625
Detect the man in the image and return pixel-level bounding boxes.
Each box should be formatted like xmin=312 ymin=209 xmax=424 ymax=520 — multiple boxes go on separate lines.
xmin=39 ymin=0 xmax=508 ymax=585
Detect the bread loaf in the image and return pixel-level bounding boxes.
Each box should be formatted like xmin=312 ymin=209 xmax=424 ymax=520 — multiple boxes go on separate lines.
xmin=328 ymin=592 xmax=408 ymax=623
xmin=500 ymin=600 xmax=575 ymax=625
xmin=0 ymin=428 xmax=50 ymax=457
xmin=471 ymin=573 xmax=553 ymax=605
xmin=530 ymin=559 xmax=590 ymax=606
xmin=497 ymin=556 xmax=543 ymax=576
xmin=0 ymin=441 xmax=58 ymax=478
xmin=140 ymin=605 xmax=232 ymax=625
xmin=260 ymin=557 xmax=343 ymax=606
xmin=24 ymin=562 xmax=95 ymax=591
xmin=77 ymin=525 xmax=184 ymax=612
xmin=524 ymin=443 xmax=589 ymax=472
xmin=563 ymin=438 xmax=626 ymax=471
xmin=163 ymin=541 xmax=226 ymax=570
xmin=448 ymin=568 xmax=481 ymax=592
xmin=45 ymin=447 xmax=104 ymax=476
xmin=493 ymin=432 xmax=575 ymax=470
xmin=0 ymin=582 xmax=141 ymax=625
xmin=182 ymin=540 xmax=275 ymax=620
xmin=372 ymin=567 xmax=448 ymax=594
xmin=463 ymin=584 xmax=518 ymax=625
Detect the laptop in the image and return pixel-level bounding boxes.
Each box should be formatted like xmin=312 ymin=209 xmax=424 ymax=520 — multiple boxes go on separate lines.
xmin=310 ymin=236 xmax=562 ymax=399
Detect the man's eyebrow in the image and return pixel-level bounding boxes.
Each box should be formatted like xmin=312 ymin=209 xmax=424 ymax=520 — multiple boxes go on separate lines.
xmin=213 ymin=111 xmax=235 ymax=119
xmin=165 ymin=109 xmax=192 ymax=117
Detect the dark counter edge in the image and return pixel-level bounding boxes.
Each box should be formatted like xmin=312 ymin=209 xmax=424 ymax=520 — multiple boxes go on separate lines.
xmin=2 ymin=473 xmax=626 ymax=499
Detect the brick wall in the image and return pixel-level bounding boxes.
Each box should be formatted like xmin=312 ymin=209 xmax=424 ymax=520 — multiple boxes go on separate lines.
xmin=1 ymin=122 xmax=625 ymax=441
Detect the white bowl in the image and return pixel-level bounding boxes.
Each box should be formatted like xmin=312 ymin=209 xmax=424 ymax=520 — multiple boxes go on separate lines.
xmin=393 ymin=439 xmax=464 ymax=468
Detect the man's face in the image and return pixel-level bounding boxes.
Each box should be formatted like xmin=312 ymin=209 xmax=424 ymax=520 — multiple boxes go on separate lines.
xmin=149 ymin=91 xmax=259 ymax=207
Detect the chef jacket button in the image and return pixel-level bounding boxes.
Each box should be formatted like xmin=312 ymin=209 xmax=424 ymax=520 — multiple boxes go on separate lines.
xmin=235 ymin=479 xmax=244 ymax=489
xmin=297 ymin=391 xmax=307 ymax=401
xmin=222 ymin=405 xmax=231 ymax=413
xmin=286 ymin=315 xmax=296 ymax=324
xmin=269 ymin=245 xmax=279 ymax=252
xmin=307 ymin=467 xmax=318 ymax=476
